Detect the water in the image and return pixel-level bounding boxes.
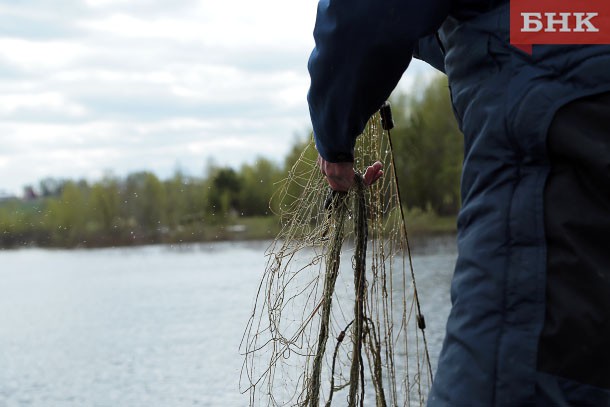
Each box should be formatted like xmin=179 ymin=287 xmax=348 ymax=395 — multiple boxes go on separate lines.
xmin=0 ymin=237 xmax=456 ymax=407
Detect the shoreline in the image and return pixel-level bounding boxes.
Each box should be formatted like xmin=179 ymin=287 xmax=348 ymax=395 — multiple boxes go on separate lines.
xmin=0 ymin=213 xmax=457 ymax=250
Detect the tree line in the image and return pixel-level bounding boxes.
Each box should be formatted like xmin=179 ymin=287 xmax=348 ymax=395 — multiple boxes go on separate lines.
xmin=0 ymin=75 xmax=463 ymax=248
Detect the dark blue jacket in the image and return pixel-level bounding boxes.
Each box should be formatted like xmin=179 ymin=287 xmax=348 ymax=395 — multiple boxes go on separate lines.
xmin=308 ymin=1 xmax=610 ymax=405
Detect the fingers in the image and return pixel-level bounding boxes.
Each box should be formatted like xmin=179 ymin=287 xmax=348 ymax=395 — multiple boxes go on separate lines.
xmin=318 ymin=156 xmax=354 ymax=192
xmin=325 ymin=165 xmax=355 ymax=192
xmin=318 ymin=156 xmax=383 ymax=191
xmin=363 ymin=161 xmax=384 ymax=186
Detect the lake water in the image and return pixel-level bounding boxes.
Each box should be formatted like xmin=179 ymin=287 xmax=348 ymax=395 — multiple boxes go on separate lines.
xmin=0 ymin=237 xmax=457 ymax=407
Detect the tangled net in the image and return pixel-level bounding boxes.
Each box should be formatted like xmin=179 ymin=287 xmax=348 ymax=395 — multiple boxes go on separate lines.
xmin=240 ymin=108 xmax=432 ymax=406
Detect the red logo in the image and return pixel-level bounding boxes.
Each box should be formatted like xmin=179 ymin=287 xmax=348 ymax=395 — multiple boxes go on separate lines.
xmin=510 ymin=0 xmax=610 ymax=54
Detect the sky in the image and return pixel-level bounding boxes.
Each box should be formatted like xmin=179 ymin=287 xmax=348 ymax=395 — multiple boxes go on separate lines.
xmin=0 ymin=0 xmax=436 ymax=196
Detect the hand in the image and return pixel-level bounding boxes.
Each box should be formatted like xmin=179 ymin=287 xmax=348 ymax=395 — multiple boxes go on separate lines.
xmin=318 ymin=155 xmax=383 ymax=192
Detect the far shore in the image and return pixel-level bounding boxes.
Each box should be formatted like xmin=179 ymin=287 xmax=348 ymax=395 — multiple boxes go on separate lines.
xmin=0 ymin=212 xmax=457 ymax=250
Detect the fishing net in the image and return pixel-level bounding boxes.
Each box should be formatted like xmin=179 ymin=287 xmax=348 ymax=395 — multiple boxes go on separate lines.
xmin=240 ymin=106 xmax=432 ymax=406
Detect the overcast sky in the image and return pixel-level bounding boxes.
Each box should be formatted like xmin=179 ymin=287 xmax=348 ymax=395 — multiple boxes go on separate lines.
xmin=0 ymin=0 xmax=435 ymax=196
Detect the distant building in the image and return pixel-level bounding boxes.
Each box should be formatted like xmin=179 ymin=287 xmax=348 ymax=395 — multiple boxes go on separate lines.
xmin=23 ymin=186 xmax=38 ymax=201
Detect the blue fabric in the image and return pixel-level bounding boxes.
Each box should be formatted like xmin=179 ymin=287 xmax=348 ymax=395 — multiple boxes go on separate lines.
xmin=536 ymin=373 xmax=610 ymax=407
xmin=429 ymin=6 xmax=610 ymax=405
xmin=414 ymin=34 xmax=446 ymax=74
xmin=307 ymin=0 xmax=610 ymax=405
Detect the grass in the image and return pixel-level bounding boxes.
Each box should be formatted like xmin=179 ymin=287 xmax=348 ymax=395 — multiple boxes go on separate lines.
xmin=166 ymin=210 xmax=454 ymax=245
xmin=205 ymin=216 xmax=281 ymax=241
xmin=0 ymin=210 xmax=454 ymax=249
xmin=403 ymin=208 xmax=457 ymax=235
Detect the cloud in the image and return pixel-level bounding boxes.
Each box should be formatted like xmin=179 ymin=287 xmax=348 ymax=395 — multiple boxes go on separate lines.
xmin=0 ymin=0 xmax=436 ymax=196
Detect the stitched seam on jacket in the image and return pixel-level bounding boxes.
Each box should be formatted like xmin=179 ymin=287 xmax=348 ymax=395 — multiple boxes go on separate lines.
xmin=491 ymin=85 xmax=517 ymax=406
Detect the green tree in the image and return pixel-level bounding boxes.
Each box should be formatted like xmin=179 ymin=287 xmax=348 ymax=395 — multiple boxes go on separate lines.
xmin=88 ymin=176 xmax=121 ymax=235
xmin=0 ymin=199 xmax=43 ymax=246
xmin=207 ymin=167 xmax=241 ymax=220
xmin=121 ymin=171 xmax=167 ymax=241
xmin=280 ymin=135 xmax=319 ymax=212
xmin=238 ymin=158 xmax=283 ymax=216
xmin=164 ymin=170 xmax=189 ymax=229
xmin=140 ymin=172 xmax=167 ymax=233
xmin=46 ymin=181 xmax=89 ymax=246
xmin=390 ymin=76 xmax=463 ymax=215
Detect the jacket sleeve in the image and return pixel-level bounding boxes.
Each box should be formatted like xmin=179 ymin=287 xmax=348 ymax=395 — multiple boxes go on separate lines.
xmin=308 ymin=0 xmax=451 ymax=162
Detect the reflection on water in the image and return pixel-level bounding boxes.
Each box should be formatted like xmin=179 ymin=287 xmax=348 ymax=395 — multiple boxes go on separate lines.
xmin=0 ymin=236 xmax=456 ymax=406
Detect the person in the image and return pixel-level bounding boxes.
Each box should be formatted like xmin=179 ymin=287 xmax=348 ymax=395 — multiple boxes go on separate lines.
xmin=307 ymin=0 xmax=610 ymax=405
